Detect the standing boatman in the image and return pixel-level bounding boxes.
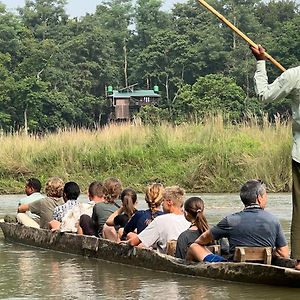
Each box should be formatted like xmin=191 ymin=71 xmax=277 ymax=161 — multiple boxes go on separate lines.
xmin=250 ymin=45 xmax=300 ymax=269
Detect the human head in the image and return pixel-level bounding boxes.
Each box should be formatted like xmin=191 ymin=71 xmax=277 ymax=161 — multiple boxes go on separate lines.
xmin=45 ymin=177 xmax=64 ymax=198
xmin=103 ymin=177 xmax=122 ymax=203
xmin=25 ymin=178 xmax=41 ymax=196
xmin=240 ymin=179 xmax=267 ymax=208
xmin=184 ymin=197 xmax=209 ymax=233
xmin=120 ymin=188 xmax=137 ymax=218
xmin=162 ymin=186 xmax=185 ymax=213
xmin=145 ymin=183 xmax=164 ymax=212
xmin=63 ymin=181 xmax=80 ymax=202
xmin=88 ymin=181 xmax=106 ymax=200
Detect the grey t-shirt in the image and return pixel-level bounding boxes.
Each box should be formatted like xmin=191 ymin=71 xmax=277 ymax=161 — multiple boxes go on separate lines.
xmin=175 ymin=229 xmax=202 ymax=259
xmin=92 ymin=201 xmax=121 ymax=228
xmin=211 ymin=207 xmax=287 ymax=255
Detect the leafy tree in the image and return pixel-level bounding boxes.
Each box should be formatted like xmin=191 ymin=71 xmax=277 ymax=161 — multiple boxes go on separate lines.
xmin=18 ymin=0 xmax=69 ymax=41
xmin=173 ymin=74 xmax=246 ymax=122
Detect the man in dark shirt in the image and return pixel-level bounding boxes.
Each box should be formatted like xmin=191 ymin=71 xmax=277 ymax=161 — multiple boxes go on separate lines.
xmin=187 ymin=179 xmax=289 ymax=262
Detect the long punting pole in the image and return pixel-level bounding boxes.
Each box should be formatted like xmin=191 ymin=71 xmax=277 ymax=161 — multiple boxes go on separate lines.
xmin=196 ymin=0 xmax=286 ymax=72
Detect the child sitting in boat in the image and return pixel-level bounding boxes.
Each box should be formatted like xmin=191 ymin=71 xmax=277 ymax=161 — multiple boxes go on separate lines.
xmin=103 ymin=188 xmax=138 ymax=242
xmin=48 ymin=181 xmax=81 ymax=230
xmin=79 ymin=177 xmax=122 ymax=237
xmin=175 ymin=196 xmax=210 ymax=259
xmin=55 ymin=181 xmax=106 ymax=233
xmin=121 ymin=183 xmax=165 ymax=241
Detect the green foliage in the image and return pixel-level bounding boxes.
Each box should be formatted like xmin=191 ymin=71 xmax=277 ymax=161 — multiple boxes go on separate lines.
xmin=173 ymin=74 xmax=246 ymax=122
xmin=0 ymin=0 xmax=298 ymax=131
xmin=137 ymin=105 xmax=170 ymax=124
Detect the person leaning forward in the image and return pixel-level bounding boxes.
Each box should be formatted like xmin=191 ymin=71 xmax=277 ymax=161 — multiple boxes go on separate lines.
xmin=187 ymin=179 xmax=289 ymax=263
xmin=250 ymin=45 xmax=300 ymax=269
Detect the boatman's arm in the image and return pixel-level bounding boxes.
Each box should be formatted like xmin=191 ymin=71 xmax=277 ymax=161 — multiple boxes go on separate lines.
xmin=18 ymin=204 xmax=29 ymax=213
xmin=251 ymin=45 xmax=296 ymax=103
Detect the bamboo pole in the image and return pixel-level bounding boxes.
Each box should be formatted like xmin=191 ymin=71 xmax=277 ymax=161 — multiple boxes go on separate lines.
xmin=196 ymin=0 xmax=286 ymax=72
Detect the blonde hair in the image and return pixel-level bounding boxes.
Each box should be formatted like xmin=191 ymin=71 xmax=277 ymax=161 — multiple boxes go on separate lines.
xmin=103 ymin=177 xmax=122 ymax=203
xmin=45 ymin=177 xmax=64 ymax=198
xmin=145 ymin=183 xmax=164 ymax=212
xmin=162 ymin=186 xmax=185 ymax=208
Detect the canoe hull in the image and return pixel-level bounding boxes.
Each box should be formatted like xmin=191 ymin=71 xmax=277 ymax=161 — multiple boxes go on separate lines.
xmin=1 ymin=222 xmax=300 ymax=287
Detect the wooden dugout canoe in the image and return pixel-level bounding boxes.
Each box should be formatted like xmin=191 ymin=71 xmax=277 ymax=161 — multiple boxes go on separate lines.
xmin=1 ymin=221 xmax=300 ymax=287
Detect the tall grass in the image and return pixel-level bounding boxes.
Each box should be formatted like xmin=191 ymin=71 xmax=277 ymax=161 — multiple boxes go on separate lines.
xmin=0 ymin=115 xmax=292 ymax=194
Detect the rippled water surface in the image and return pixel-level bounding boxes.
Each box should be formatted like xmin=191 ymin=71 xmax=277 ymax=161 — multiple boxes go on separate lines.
xmin=0 ymin=193 xmax=298 ymax=299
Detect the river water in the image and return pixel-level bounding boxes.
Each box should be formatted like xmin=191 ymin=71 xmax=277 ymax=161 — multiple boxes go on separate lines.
xmin=0 ymin=193 xmax=299 ymax=299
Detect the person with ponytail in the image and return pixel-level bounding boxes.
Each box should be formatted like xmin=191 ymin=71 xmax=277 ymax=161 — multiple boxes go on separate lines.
xmin=175 ymin=197 xmax=210 ymax=259
xmin=121 ymin=183 xmax=165 ymax=240
xmin=103 ymin=188 xmax=138 ymax=242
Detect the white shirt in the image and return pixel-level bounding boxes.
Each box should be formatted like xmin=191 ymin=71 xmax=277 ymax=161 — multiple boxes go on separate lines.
xmin=60 ymin=201 xmax=95 ymax=233
xmin=254 ymin=60 xmax=300 ymax=162
xmin=138 ymin=213 xmax=190 ymax=253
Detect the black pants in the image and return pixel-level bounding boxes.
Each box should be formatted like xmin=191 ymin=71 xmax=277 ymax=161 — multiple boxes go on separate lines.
xmin=291 ymin=159 xmax=300 ymax=259
xmin=79 ymin=214 xmax=98 ymax=236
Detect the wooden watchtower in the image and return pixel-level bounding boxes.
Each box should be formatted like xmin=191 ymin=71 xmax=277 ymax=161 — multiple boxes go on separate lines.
xmin=107 ymin=84 xmax=160 ymax=122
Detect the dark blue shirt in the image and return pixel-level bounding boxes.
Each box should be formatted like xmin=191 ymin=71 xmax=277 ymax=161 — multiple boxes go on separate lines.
xmin=122 ymin=209 xmax=164 ymax=238
xmin=211 ymin=207 xmax=287 ymax=255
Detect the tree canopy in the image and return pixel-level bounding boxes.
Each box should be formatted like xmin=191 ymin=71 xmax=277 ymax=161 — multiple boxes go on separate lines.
xmin=0 ymin=0 xmax=299 ymax=131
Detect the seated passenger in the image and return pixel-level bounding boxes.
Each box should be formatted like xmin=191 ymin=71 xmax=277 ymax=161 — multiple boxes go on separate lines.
xmin=80 ymin=177 xmax=122 ymax=237
xmin=175 ymin=197 xmax=210 ymax=259
xmin=17 ymin=178 xmax=44 ymax=228
xmin=49 ymin=181 xmax=80 ymax=230
xmin=60 ymin=181 xmax=106 ymax=233
xmin=187 ymin=179 xmax=289 ymax=263
xmin=121 ymin=183 xmax=164 ymax=240
xmin=128 ymin=186 xmax=190 ymax=253
xmin=103 ymin=188 xmax=137 ymax=242
xmin=18 ymin=177 xmax=65 ymax=229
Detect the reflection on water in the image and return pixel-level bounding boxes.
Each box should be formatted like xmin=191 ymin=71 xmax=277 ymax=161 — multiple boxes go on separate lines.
xmin=0 ymin=193 xmax=297 ymax=299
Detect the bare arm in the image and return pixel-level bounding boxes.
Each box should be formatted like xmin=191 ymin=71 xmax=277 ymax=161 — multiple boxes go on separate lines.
xmin=18 ymin=204 xmax=29 ymax=213
xmin=274 ymin=245 xmax=289 ymax=258
xmin=194 ymin=229 xmax=213 ymax=245
xmin=128 ymin=234 xmax=141 ymax=247
xmin=106 ymin=207 xmax=123 ymax=226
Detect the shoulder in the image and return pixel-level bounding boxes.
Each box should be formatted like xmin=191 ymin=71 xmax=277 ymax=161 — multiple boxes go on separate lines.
xmin=95 ymin=202 xmax=105 ymax=208
xmin=259 ymin=209 xmax=280 ymax=222
xmin=280 ymin=67 xmax=300 ymax=85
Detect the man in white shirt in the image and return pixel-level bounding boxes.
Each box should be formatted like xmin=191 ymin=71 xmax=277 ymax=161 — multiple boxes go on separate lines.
xmin=251 ymin=45 xmax=300 ymax=269
xmin=128 ymin=186 xmax=190 ymax=253
xmin=17 ymin=178 xmax=44 ymax=227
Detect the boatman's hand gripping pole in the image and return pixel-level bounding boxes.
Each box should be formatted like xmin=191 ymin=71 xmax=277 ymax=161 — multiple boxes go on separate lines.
xmin=196 ymin=0 xmax=286 ymax=72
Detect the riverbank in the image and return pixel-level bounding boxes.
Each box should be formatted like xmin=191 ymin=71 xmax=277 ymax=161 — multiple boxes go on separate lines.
xmin=0 ymin=116 xmax=292 ymax=194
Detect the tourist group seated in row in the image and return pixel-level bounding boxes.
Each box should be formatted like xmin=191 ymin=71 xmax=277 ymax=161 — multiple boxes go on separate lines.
xmin=13 ymin=177 xmax=290 ymax=266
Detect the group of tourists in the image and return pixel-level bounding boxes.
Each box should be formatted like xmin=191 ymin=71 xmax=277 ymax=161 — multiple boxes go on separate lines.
xmin=14 ymin=176 xmax=292 ymax=266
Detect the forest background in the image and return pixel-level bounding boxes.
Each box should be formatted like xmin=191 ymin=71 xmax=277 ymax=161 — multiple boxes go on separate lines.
xmin=0 ymin=0 xmax=299 ymax=193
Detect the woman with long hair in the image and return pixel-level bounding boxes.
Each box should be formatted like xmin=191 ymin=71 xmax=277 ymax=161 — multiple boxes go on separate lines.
xmin=121 ymin=183 xmax=165 ymax=240
xmin=104 ymin=188 xmax=138 ymax=242
xmin=175 ymin=196 xmax=210 ymax=259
